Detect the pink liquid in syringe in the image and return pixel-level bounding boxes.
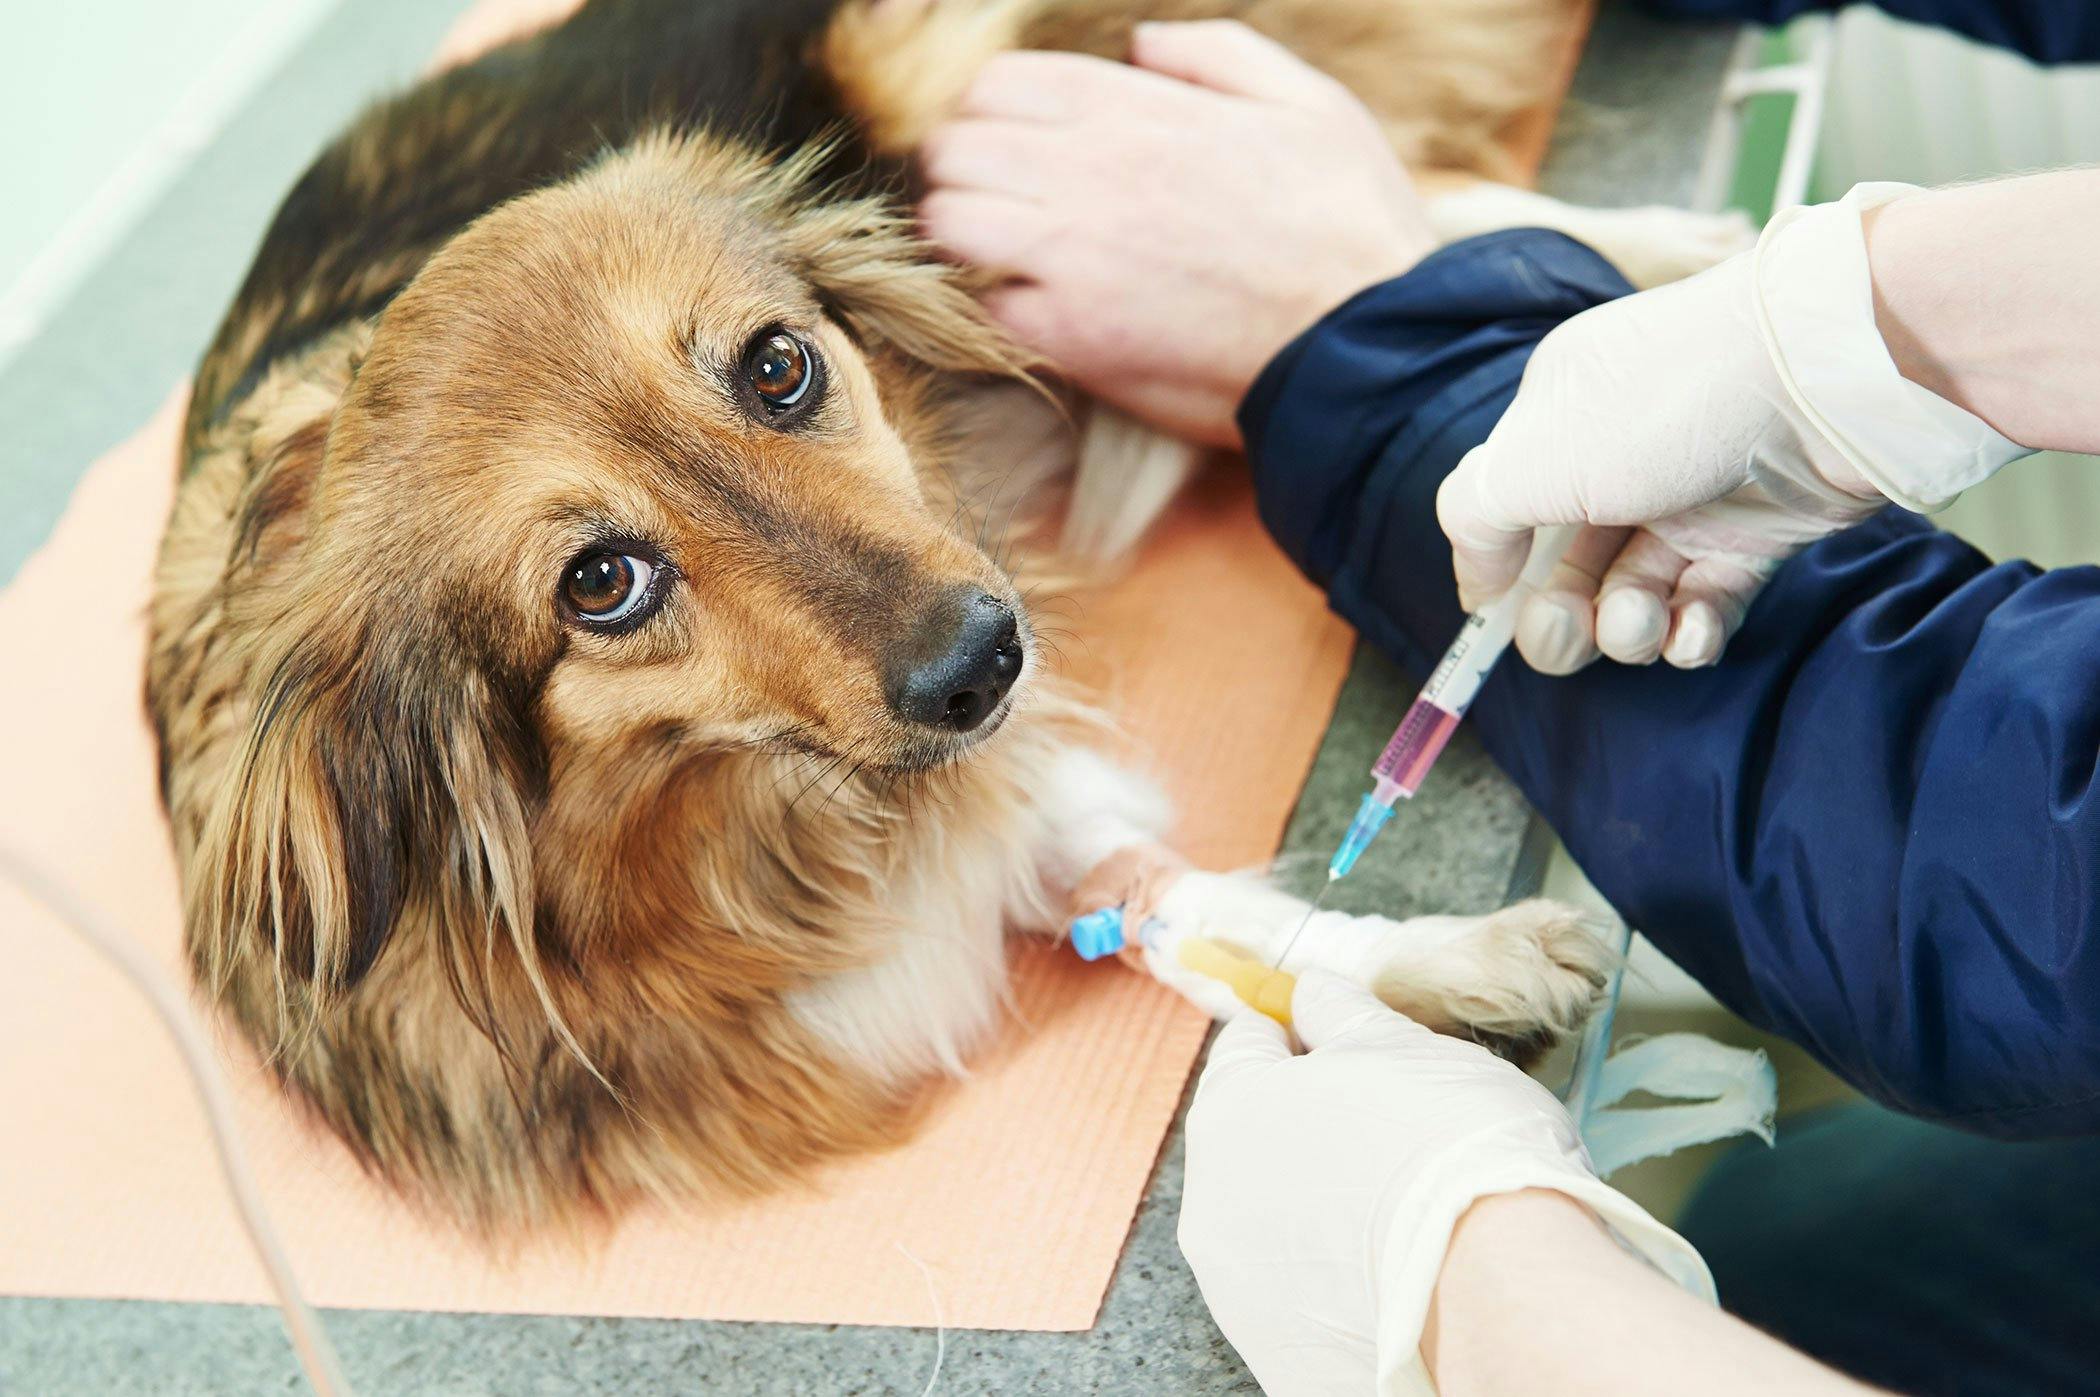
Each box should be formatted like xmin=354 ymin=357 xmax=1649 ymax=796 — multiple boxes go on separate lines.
xmin=1372 ymin=695 xmax=1462 ymax=799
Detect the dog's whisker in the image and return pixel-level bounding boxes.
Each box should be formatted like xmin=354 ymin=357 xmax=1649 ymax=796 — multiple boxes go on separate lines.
xmin=781 ymin=752 xmax=850 ymax=816
xmin=816 ymin=758 xmax=871 ymax=821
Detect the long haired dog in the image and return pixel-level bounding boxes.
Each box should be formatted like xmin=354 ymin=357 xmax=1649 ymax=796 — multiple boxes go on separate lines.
xmin=151 ymin=0 xmax=1736 ymax=1229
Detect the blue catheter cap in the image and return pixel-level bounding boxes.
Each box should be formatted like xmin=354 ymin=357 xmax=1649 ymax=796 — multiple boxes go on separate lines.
xmin=1069 ymin=906 xmax=1127 ymax=961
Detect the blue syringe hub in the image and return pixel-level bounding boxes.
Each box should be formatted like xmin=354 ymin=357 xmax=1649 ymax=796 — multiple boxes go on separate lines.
xmin=1330 ymin=792 xmax=1397 ymax=880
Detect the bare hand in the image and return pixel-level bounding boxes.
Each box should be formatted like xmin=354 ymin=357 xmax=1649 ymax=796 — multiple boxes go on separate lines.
xmin=920 ymin=20 xmax=1435 ymax=447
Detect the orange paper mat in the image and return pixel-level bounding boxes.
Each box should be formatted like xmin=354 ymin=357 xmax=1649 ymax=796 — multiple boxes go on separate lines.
xmin=0 ymin=0 xmax=1579 ymax=1331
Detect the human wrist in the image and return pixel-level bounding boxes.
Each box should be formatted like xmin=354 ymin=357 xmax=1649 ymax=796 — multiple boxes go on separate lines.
xmin=1405 ymin=1163 xmax=1716 ymax=1390
xmin=1862 ymin=172 xmax=2100 ymax=456
xmin=1370 ymin=1120 xmax=1697 ymax=1392
xmin=1756 ymin=183 xmax=2031 ymax=512
xmin=1259 ymin=238 xmax=1432 ymax=394
xmin=1860 ymin=193 xmax=1990 ymax=424
xmin=1437 ymin=1186 xmax=1610 ymax=1297
xmin=1427 ymin=1188 xmax=1866 ymax=1397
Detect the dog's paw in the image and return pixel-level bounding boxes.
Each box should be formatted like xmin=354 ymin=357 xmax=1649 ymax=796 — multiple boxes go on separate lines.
xmin=1583 ymin=206 xmax=1757 ymax=289
xmin=1370 ymin=898 xmax=1613 ymax=1066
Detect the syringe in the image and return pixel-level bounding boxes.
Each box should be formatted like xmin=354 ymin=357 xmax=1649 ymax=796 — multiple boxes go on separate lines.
xmin=1328 ymin=524 xmax=1578 ymax=881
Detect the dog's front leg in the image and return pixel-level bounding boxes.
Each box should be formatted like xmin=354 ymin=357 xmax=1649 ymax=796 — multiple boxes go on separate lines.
xmin=1018 ymin=746 xmax=1178 ymax=931
xmin=1022 ymin=750 xmax=1609 ymax=1061
xmin=1137 ymin=871 xmax=1612 ymax=1063
xmin=1426 ymin=183 xmax=1755 ymax=290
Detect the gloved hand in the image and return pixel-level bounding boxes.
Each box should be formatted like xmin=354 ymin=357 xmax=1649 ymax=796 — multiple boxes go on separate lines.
xmin=1179 ymin=971 xmax=1709 ymax=1397
xmin=1436 ymin=183 xmax=2031 ymax=673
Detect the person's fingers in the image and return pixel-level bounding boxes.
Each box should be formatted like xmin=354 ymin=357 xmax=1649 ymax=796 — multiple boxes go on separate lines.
xmin=919 ymin=118 xmax=1054 ymax=200
xmin=1512 ymin=525 xmax=1626 ymax=674
xmin=1198 ymin=1006 xmax=1292 ymax=1092
xmin=918 ymin=188 xmax=1048 ymax=277
xmin=958 ymin=47 xmax=1180 ymax=124
xmin=1129 ymin=19 xmax=1343 ymax=107
xmin=1661 ymin=600 xmax=1725 ymax=669
xmin=1437 ymin=451 xmax=1536 ymax=612
xmin=977 ymin=283 xmax=1072 ymax=362
xmin=1595 ymin=531 xmax=1691 ymax=665
xmin=1291 ymin=969 xmax=1430 ymax=1051
xmin=1515 ymin=597 xmax=1592 ymax=675
xmin=1662 ymin=556 xmax=1762 ymax=668
xmin=1596 ymin=589 xmax=1668 ymax=663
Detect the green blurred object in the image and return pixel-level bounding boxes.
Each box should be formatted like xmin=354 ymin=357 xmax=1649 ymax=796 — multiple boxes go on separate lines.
xmin=1724 ymin=30 xmax=1802 ymax=224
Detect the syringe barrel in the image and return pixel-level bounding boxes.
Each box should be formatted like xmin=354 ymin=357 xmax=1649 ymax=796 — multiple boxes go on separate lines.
xmin=1370 ymin=525 xmax=1577 ymax=797
xmin=1370 ymin=697 xmax=1460 ymax=799
xmin=1370 ymin=600 xmax=1514 ymax=799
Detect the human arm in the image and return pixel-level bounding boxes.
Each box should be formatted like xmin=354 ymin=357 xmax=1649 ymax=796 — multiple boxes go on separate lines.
xmin=1180 ymin=972 xmax=1865 ymax=1396
xmin=1424 ymin=1188 xmax=1878 ymax=1396
xmin=1241 ymin=228 xmax=2100 ymax=1137
xmin=1863 ymin=170 xmax=2100 ymax=457
xmin=1636 ymin=0 xmax=2100 ymax=64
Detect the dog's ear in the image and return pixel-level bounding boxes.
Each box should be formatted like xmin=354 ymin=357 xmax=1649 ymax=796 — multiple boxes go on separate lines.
xmin=776 ymin=189 xmax=1033 ymax=379
xmin=193 ymin=619 xmax=539 ymax=1001
xmin=625 ymin=131 xmax=1031 ymax=378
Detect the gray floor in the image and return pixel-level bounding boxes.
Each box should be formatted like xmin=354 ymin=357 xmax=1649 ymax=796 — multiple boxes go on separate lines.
xmin=0 ymin=3 xmax=1742 ymax=1392
xmin=0 ymin=0 xmax=464 ymax=588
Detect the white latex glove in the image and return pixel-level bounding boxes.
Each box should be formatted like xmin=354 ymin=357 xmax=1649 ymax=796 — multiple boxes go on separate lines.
xmin=1436 ymin=183 xmax=2031 ymax=673
xmin=1179 ymin=971 xmax=1710 ymax=1397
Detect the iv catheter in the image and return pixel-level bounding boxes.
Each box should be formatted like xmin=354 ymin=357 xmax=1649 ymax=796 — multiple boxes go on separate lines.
xmin=1327 ymin=524 xmax=1579 ymax=881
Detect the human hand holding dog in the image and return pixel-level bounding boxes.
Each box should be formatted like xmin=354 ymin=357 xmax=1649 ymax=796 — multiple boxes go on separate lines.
xmin=1180 ymin=971 xmax=1711 ymax=1396
xmin=919 ymin=20 xmax=1435 ymax=447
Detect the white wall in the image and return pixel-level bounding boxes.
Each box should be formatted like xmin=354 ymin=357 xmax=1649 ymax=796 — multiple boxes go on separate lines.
xmin=0 ymin=0 xmax=339 ymax=357
xmin=1816 ymin=7 xmax=2100 ymax=198
xmin=1812 ymin=8 xmax=2100 ymax=569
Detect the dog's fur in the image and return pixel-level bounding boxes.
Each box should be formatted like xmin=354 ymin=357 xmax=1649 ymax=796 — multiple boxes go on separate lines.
xmin=150 ymin=0 xmax=1729 ymax=1231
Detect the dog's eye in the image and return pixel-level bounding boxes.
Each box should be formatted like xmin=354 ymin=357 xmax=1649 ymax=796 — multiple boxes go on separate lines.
xmin=743 ymin=331 xmax=815 ymax=412
xmin=562 ymin=551 xmax=658 ymax=628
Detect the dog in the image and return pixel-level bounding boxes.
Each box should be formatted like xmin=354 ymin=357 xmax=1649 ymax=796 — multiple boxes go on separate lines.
xmin=148 ymin=0 xmax=1742 ymax=1230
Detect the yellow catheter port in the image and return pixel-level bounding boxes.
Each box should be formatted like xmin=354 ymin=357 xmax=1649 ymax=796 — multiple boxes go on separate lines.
xmin=1176 ymin=936 xmax=1296 ymax=1026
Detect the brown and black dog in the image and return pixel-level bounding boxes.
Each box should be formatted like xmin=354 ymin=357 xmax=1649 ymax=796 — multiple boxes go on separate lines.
xmin=150 ymin=0 xmax=1736 ymax=1231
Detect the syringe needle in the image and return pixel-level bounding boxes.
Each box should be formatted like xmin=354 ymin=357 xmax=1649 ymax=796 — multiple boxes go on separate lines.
xmin=1272 ymin=873 xmax=1336 ymax=970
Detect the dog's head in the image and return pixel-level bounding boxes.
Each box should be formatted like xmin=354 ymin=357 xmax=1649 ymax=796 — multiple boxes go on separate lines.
xmin=200 ymin=135 xmax=1038 ymax=995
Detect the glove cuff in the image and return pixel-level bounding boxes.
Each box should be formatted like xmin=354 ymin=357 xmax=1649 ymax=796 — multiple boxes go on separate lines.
xmin=1373 ymin=1144 xmax=1716 ymax=1396
xmin=1754 ymin=181 xmax=2032 ymax=514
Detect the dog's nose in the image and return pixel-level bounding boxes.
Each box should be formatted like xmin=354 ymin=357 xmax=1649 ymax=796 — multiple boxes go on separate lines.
xmin=887 ymin=592 xmax=1022 ymax=733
